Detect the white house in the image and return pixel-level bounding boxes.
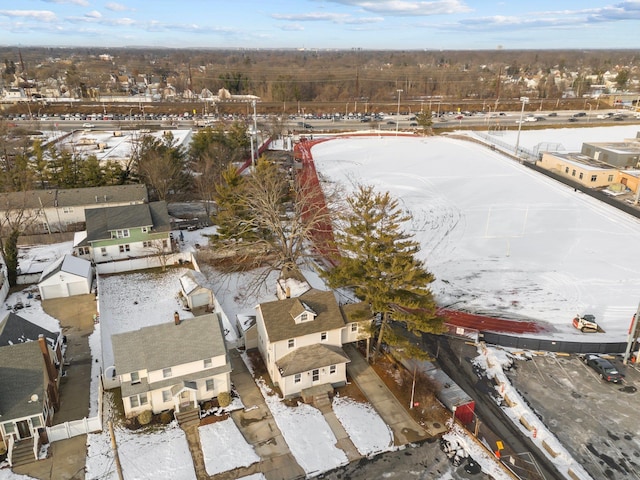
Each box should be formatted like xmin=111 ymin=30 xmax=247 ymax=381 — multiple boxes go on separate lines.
xmin=255 ymin=289 xmax=372 ymax=399
xmin=111 ymin=313 xmax=231 ymax=418
xmin=37 ymin=255 xmax=93 ymax=300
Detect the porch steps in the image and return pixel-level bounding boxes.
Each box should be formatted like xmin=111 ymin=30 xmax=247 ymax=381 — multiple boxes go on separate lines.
xmin=175 ymin=408 xmax=200 ymax=427
xmin=10 ymin=439 xmax=37 ymax=467
xmin=313 ymin=392 xmax=332 ymax=413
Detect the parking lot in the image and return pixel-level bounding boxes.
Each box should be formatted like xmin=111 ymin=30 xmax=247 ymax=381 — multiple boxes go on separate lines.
xmin=505 ymin=353 xmax=640 ymax=479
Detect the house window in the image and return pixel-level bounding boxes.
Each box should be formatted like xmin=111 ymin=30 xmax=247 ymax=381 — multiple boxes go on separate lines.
xmin=206 ymin=379 xmax=214 ymax=391
xmin=351 ymin=323 xmax=358 ymax=332
xmin=312 ymin=369 xmax=319 ymax=382
xmin=101 ymin=247 xmax=107 ymax=256
xmin=300 ymin=313 xmax=308 ymax=322
xmin=591 ymin=175 xmax=597 ymax=182
xmin=565 ymin=167 xmax=569 ymax=174
xmin=62 ymin=207 xmax=73 ymax=213
xmin=294 ymin=373 xmax=301 ymax=383
xmin=203 ymin=358 xmax=212 ymax=368
xmin=162 ymin=390 xmax=171 ymax=403
xmin=3 ymin=423 xmax=15 ymax=434
xmin=141 ymin=226 xmax=149 ymax=233
xmin=130 ymin=396 xmax=140 ymax=408
xmin=77 ymin=247 xmax=90 ymax=256
xmin=288 ymin=339 xmax=295 ymax=349
xmin=329 ymin=365 xmax=336 ymax=375
xmin=130 ymin=371 xmax=140 ymax=384
xmin=572 ymin=169 xmax=576 ymax=177
xmin=119 ymin=244 xmax=131 ymax=253
xmin=608 ymin=175 xmax=614 ymax=182
xmin=162 ymin=368 xmax=172 ymax=378
xmin=112 ymin=229 xmax=130 ymax=239
xmin=139 ymin=393 xmax=148 ymax=405
xmin=320 ymin=332 xmax=327 ymax=341
xmin=143 ymin=241 xmax=152 ymax=248
xmin=579 ymin=172 xmax=583 ymax=180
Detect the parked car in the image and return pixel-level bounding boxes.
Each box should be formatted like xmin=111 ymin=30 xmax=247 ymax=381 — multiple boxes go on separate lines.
xmin=573 ymin=112 xmax=587 ymax=117
xmin=568 ymin=117 xmax=579 ymax=122
xmin=548 ymin=112 xmax=558 ymax=117
xmin=82 ymin=123 xmax=95 ymax=129
xmin=583 ymin=354 xmax=623 ymax=383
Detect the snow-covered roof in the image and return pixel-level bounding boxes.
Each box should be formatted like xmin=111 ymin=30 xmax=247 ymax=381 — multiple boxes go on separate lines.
xmin=179 ymin=270 xmax=209 ymax=295
xmin=38 ymin=254 xmax=92 ymax=283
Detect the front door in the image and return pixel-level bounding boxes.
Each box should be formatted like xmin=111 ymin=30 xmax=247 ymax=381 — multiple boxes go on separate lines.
xmin=16 ymin=420 xmax=31 ymax=440
xmin=179 ymin=390 xmax=191 ymax=408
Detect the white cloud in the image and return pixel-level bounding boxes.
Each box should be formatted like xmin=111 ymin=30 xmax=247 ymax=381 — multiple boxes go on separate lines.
xmin=280 ymin=23 xmax=305 ymax=31
xmin=0 ymin=10 xmax=57 ymax=22
xmin=42 ymin=0 xmax=89 ymax=6
xmin=317 ymin=0 xmax=472 ymax=16
xmin=85 ymin=10 xmax=102 ymax=19
xmin=272 ymin=11 xmax=382 ymax=25
xmin=105 ymin=2 xmax=134 ymax=12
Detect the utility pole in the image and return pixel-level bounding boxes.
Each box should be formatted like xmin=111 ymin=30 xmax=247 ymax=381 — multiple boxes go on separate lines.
xmin=109 ymin=420 xmax=125 ymax=480
xmin=396 ymin=89 xmax=403 ymax=136
xmin=623 ymin=304 xmax=640 ymax=364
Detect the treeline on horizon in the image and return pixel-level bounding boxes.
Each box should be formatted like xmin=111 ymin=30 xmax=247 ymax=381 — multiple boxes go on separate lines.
xmin=1 ymin=47 xmax=638 ymax=106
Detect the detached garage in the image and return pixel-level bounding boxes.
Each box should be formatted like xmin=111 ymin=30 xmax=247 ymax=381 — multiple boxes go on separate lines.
xmin=38 ymin=255 xmax=93 ymax=300
xmin=178 ymin=270 xmax=213 ymax=310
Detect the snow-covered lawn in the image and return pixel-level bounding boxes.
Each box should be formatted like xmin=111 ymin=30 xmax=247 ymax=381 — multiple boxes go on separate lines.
xmin=199 ymin=419 xmax=260 ymax=475
xmin=331 ymin=395 xmax=393 ymax=456
xmin=86 ymin=422 xmax=195 ymax=480
xmin=312 ymin=128 xmax=640 ymax=341
xmin=256 ymin=379 xmax=349 ymax=476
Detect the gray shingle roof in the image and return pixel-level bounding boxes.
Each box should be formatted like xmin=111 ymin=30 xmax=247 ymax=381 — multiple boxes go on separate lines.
xmin=38 ymin=254 xmax=92 ymax=283
xmin=0 ymin=341 xmax=47 ymax=419
xmin=111 ymin=314 xmax=227 ymax=375
xmin=276 ymin=344 xmax=350 ymax=376
xmin=0 ymin=184 xmax=147 ymax=211
xmin=0 ymin=313 xmax=59 ymax=348
xmin=259 ymin=289 xmax=346 ymax=343
xmin=83 ymin=201 xmax=171 ymax=243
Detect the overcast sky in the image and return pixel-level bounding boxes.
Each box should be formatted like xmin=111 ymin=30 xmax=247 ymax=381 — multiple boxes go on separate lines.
xmin=1 ymin=1 xmax=639 ymax=50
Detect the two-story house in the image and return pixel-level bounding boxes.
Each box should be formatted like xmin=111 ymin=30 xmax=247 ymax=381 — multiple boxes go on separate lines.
xmin=73 ymin=201 xmax=171 ymax=263
xmin=255 ymin=289 xmax=372 ymax=399
xmin=0 ymin=184 xmax=148 ymax=235
xmin=111 ymin=313 xmax=231 ymax=418
xmin=0 ymin=336 xmax=61 ymax=465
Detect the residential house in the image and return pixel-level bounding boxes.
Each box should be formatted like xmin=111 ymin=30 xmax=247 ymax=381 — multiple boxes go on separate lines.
xmin=255 ymin=288 xmax=372 ymax=399
xmin=0 ymin=184 xmax=148 ymax=235
xmin=38 ymin=255 xmax=93 ymax=300
xmin=111 ymin=313 xmax=231 ymax=418
xmin=73 ymin=201 xmax=172 ymax=263
xmin=0 ymin=336 xmax=61 ymax=464
xmin=0 ymin=313 xmax=64 ymax=363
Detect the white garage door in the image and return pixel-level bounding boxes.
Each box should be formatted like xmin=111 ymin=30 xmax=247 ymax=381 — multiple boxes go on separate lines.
xmin=67 ymin=280 xmax=88 ymax=296
xmin=41 ymin=284 xmax=66 ymax=300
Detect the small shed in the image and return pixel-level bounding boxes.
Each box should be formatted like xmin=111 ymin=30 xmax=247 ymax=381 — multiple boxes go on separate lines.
xmin=236 ymin=314 xmax=257 ymax=349
xmin=38 ymin=255 xmax=93 ymax=300
xmin=178 ymin=270 xmax=213 ymax=310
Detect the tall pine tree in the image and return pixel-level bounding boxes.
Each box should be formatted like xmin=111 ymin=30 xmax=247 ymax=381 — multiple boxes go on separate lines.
xmin=322 ymin=185 xmax=443 ymax=360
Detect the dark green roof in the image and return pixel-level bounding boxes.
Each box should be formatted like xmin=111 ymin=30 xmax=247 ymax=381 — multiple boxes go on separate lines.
xmin=83 ymin=201 xmax=170 ymax=243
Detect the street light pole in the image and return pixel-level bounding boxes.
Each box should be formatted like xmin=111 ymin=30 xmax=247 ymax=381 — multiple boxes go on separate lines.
xmin=396 ymin=89 xmax=403 ymax=136
xmin=514 ymin=96 xmax=529 ymax=156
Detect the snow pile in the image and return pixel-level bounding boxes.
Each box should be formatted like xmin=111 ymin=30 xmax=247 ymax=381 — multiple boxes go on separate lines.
xmin=199 ymin=419 xmax=260 ymax=475
xmin=331 ymin=395 xmax=394 ymax=456
xmin=474 ymin=345 xmax=593 ymax=480
xmin=86 ymin=422 xmax=195 ymax=480
xmin=257 ymin=379 xmax=349 ymax=475
xmin=4 ymin=288 xmax=60 ymax=333
xmin=442 ymin=425 xmax=511 ymax=479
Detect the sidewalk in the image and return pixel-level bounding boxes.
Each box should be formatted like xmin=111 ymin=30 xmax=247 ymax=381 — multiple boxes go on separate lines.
xmin=344 ymin=344 xmax=431 ymax=445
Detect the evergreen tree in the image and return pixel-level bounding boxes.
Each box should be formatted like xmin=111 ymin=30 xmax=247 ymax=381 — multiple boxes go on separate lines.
xmin=213 ymin=163 xmax=246 ymax=241
xmin=322 ymin=185 xmax=443 ymax=360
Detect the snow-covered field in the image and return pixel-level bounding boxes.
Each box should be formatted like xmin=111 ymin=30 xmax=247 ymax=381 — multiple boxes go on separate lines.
xmin=200 ymin=419 xmax=260 ymax=475
xmin=312 ymin=125 xmax=640 ymax=341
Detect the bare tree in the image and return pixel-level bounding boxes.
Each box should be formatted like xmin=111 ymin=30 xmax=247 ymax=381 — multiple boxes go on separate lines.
xmin=0 ymin=192 xmax=40 ymax=286
xmin=143 ymin=238 xmax=172 ymax=272
xmin=213 ymin=158 xmax=342 ymax=292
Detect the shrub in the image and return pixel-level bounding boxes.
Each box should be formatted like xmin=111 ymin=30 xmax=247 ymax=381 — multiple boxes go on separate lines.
xmin=218 ymin=391 xmax=231 ymax=408
xmin=138 ymin=410 xmax=153 ymax=425
xmin=160 ymin=411 xmax=173 ymax=425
